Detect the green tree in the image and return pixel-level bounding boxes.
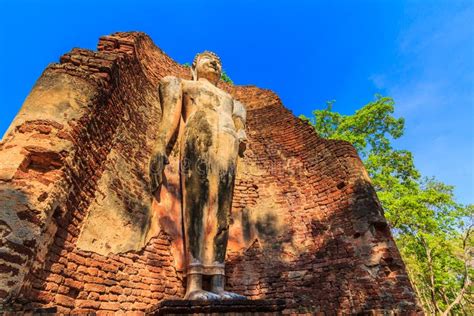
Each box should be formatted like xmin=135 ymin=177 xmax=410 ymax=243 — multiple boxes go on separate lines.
xmin=220 ymin=69 xmax=233 ymax=84
xmin=301 ymin=96 xmax=473 ymax=315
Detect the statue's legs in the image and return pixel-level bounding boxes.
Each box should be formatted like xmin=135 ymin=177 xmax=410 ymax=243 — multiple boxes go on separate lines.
xmin=181 ymin=110 xmax=216 ymax=300
xmin=207 ymin=132 xmax=245 ymax=300
xmin=181 ymin=111 xmax=244 ymax=299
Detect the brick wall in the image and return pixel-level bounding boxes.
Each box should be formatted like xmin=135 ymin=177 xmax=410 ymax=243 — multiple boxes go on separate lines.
xmin=0 ymin=32 xmax=421 ymax=314
xmin=225 ymin=103 xmax=419 ymax=314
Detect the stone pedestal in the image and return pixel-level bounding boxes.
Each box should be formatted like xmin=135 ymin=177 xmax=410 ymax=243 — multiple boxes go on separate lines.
xmin=150 ymin=299 xmax=286 ymax=315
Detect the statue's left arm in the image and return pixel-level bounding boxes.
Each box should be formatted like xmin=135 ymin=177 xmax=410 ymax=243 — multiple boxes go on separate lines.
xmin=233 ymin=100 xmax=248 ymax=156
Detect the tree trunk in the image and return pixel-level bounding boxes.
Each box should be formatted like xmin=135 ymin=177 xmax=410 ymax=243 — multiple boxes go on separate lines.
xmin=440 ymin=228 xmax=472 ymax=316
xmin=420 ymin=237 xmax=441 ymax=315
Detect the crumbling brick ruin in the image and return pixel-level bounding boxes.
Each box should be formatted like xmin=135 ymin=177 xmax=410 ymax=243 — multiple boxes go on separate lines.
xmin=0 ymin=32 xmax=421 ymax=314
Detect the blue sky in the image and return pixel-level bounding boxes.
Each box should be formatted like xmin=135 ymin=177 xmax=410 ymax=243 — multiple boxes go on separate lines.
xmin=0 ymin=0 xmax=472 ymax=204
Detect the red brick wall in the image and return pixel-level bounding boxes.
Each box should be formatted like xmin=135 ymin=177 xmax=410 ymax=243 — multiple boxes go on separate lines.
xmin=225 ymin=103 xmax=419 ymax=313
xmin=0 ymin=32 xmax=421 ymax=314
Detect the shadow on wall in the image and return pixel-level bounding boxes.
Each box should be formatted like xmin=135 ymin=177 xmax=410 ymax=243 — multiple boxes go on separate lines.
xmin=0 ymin=186 xmax=43 ymax=304
xmin=240 ymin=208 xmax=280 ymax=244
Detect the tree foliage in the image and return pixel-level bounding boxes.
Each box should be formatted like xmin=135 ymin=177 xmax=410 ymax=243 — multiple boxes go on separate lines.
xmin=301 ymin=96 xmax=473 ymax=315
xmin=220 ymin=70 xmax=233 ymax=84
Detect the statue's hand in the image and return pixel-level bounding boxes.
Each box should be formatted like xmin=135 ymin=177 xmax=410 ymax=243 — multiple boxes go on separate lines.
xmin=238 ymin=140 xmax=247 ymax=157
xmin=149 ymin=150 xmax=169 ymax=193
xmin=236 ymin=129 xmax=247 ymax=157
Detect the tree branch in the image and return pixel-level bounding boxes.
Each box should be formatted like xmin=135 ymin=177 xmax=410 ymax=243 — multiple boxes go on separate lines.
xmin=420 ymin=236 xmax=442 ymax=314
xmin=441 ymin=227 xmax=472 ymax=316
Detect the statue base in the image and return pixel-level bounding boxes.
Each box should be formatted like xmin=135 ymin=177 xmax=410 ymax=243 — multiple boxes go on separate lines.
xmin=150 ymin=299 xmax=286 ymax=315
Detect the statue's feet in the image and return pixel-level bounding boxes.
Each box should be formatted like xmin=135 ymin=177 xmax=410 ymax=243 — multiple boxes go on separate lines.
xmin=184 ymin=290 xmax=220 ymax=300
xmin=215 ymin=291 xmax=247 ymax=300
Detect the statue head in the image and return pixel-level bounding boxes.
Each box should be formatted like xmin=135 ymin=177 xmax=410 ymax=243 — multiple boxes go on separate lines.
xmin=191 ymin=51 xmax=222 ymax=85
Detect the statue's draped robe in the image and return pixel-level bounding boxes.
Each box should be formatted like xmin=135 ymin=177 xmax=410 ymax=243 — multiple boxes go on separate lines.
xmin=153 ymin=81 xmax=247 ymax=274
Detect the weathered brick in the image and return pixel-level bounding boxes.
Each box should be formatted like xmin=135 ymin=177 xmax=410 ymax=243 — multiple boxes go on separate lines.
xmin=120 ymin=302 xmax=132 ymax=309
xmin=49 ymin=263 xmax=65 ymax=274
xmin=45 ymin=273 xmax=63 ymax=284
xmin=96 ymin=311 xmax=116 ymax=316
xmin=100 ymin=301 xmax=120 ymax=310
xmin=84 ymin=283 xmax=106 ymax=293
xmin=108 ymin=285 xmax=123 ymax=295
xmin=68 ymin=253 xmax=87 ymax=265
xmin=44 ymin=282 xmax=59 ymax=292
xmin=29 ymin=289 xmax=54 ymax=303
xmin=57 ymin=285 xmax=70 ymax=294
xmin=84 ymin=267 xmax=100 ymax=277
xmin=132 ymin=302 xmax=148 ymax=310
xmin=64 ymin=278 xmax=83 ymax=290
xmin=55 ymin=294 xmax=75 ymax=307
xmin=75 ymin=299 xmax=101 ymax=309
xmin=83 ymin=275 xmax=105 ymax=283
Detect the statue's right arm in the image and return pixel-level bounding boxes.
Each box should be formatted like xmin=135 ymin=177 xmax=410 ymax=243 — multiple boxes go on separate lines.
xmin=155 ymin=76 xmax=183 ymax=152
xmin=149 ymin=76 xmax=183 ymax=193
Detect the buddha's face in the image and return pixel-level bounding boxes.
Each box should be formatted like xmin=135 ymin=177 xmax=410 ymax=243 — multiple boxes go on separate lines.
xmin=193 ymin=53 xmax=222 ymax=85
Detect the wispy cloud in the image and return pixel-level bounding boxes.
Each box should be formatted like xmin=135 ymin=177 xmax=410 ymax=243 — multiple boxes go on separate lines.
xmin=369 ymin=2 xmax=474 ymax=204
